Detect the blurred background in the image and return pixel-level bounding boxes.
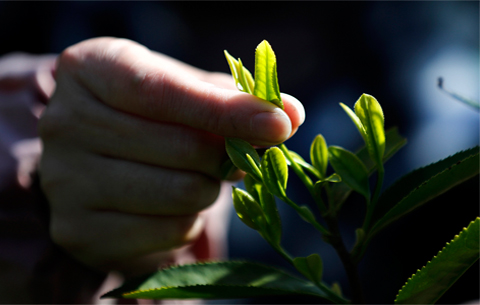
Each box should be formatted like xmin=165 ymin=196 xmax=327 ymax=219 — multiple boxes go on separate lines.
xmin=1 ymin=2 xmax=478 ymax=304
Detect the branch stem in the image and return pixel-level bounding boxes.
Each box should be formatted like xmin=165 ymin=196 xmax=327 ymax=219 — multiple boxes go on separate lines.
xmin=325 ymin=215 xmax=365 ymax=304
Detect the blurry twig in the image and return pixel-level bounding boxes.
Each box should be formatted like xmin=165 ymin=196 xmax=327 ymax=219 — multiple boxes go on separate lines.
xmin=438 ymin=77 xmax=479 ymax=111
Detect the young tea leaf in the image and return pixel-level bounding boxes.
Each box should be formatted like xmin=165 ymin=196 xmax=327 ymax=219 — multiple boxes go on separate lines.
xmin=243 ymin=173 xmax=262 ymax=203
xmin=293 ymin=254 xmax=324 ymax=286
xmin=310 ymin=134 xmax=328 ymax=179
xmin=395 ymin=218 xmax=480 ymax=304
xmin=253 ymin=40 xmax=283 ymax=109
xmin=261 ymin=147 xmax=288 ymax=198
xmin=102 ymin=261 xmax=349 ymax=304
xmin=237 ymin=58 xmax=255 ymax=94
xmin=328 ymin=146 xmax=370 ymax=201
xmin=225 ymin=137 xmax=262 ymax=182
xmin=339 ymin=102 xmax=367 ymax=142
xmin=232 ymin=187 xmax=266 ymax=231
xmin=286 ymin=150 xmax=321 ymax=179
xmin=353 ymin=94 xmax=385 ymax=169
xmin=331 ymin=127 xmax=407 ymax=207
xmin=224 ymin=50 xmax=254 ymax=93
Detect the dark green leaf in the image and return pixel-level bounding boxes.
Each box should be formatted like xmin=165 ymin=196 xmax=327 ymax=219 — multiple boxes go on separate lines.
xmin=328 ymin=146 xmax=370 ymax=201
xmin=253 ymin=40 xmax=283 ymax=109
xmin=369 ymin=148 xmax=479 ymax=236
xmin=259 ymin=185 xmax=282 ymax=245
xmin=395 ymin=218 xmax=480 ymax=304
xmin=331 ymin=127 xmax=407 ymax=206
xmin=102 ymin=261 xmax=349 ymax=304
xmin=225 ymin=137 xmax=262 ymax=182
xmin=293 ymin=254 xmax=323 ymax=285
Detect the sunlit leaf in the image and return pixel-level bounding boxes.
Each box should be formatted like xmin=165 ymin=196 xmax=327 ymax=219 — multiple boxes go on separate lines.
xmin=232 ymin=187 xmax=266 ymax=231
xmin=310 ymin=134 xmax=328 ymax=179
xmin=339 ymin=102 xmax=366 ymax=142
xmin=224 ymin=50 xmax=254 ymax=93
xmin=261 ymin=147 xmax=288 ymax=198
xmin=353 ymin=94 xmax=385 ymax=168
xmin=253 ymin=40 xmax=283 ymax=109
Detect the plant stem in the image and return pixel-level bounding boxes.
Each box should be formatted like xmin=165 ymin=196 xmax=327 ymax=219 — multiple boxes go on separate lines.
xmin=325 ymin=214 xmax=365 ymax=304
xmin=283 ymin=196 xmax=330 ymax=235
xmin=279 ymin=144 xmax=328 ymax=213
xmin=278 ymin=144 xmax=314 ymax=192
xmin=363 ymin=167 xmax=384 ymax=231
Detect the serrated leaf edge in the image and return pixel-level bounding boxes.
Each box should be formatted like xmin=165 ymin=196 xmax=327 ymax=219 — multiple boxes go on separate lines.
xmin=371 ymin=151 xmax=479 ymax=235
xmin=121 ymin=283 xmax=316 ymax=298
xmin=394 ymin=217 xmax=480 ymax=303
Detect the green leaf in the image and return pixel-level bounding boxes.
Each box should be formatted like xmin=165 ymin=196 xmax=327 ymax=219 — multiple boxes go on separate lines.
xmin=243 ymin=173 xmax=262 ymax=203
xmin=395 ymin=218 xmax=480 ymax=304
xmin=220 ymin=159 xmax=237 ymax=180
xmin=297 ymin=205 xmax=317 ymax=224
xmin=328 ymin=146 xmax=370 ymax=201
xmin=339 ymin=102 xmax=366 ymax=142
xmin=353 ymin=94 xmax=385 ymax=168
xmin=293 ymin=254 xmax=323 ymax=286
xmin=331 ymin=127 xmax=407 ymax=206
xmin=356 ymin=127 xmax=407 ymax=175
xmin=286 ymin=150 xmax=321 ymax=179
xmin=253 ymin=40 xmax=283 ymax=109
xmin=102 ymin=261 xmax=349 ymax=304
xmin=259 ymin=185 xmax=282 ymax=245
xmin=310 ymin=134 xmax=328 ymax=179
xmin=242 ymin=174 xmax=282 ymax=244
xmin=232 ymin=187 xmax=266 ymax=231
xmin=261 ymin=147 xmax=288 ymax=198
xmin=224 ymin=50 xmax=254 ymax=94
xmin=225 ymin=137 xmax=262 ymax=182
xmin=324 ymin=173 xmax=342 ymax=183
xmin=369 ymin=147 xmax=479 ymax=236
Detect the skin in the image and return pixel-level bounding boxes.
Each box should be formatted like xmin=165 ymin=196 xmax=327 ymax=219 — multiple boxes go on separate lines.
xmin=38 ymin=37 xmax=305 ymax=276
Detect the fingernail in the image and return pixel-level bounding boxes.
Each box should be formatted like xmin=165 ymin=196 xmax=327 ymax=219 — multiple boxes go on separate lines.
xmin=251 ymin=108 xmax=292 ymax=144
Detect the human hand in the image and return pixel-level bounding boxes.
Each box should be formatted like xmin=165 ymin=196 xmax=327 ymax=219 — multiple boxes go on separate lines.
xmin=38 ymin=37 xmax=305 ymax=275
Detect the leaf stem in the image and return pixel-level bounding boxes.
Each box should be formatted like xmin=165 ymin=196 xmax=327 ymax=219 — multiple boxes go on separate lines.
xmin=279 ymin=144 xmax=329 ymax=214
xmin=279 ymin=144 xmax=314 ymax=193
xmin=282 ymin=196 xmax=330 ymax=236
xmin=363 ymin=166 xmax=384 ymax=231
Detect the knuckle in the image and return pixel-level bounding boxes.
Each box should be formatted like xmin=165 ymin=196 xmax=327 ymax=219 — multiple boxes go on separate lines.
xmin=38 ymin=103 xmax=76 ymax=140
xmin=174 ymin=174 xmax=220 ymax=213
xmin=50 ymin=217 xmax=84 ymax=253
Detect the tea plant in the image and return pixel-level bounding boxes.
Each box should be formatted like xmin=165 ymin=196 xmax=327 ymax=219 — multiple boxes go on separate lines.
xmin=103 ymin=41 xmax=479 ymax=304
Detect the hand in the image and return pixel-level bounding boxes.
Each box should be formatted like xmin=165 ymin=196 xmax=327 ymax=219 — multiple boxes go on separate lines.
xmin=38 ymin=37 xmax=305 ymax=275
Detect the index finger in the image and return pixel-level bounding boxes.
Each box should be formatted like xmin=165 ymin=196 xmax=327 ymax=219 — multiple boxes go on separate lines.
xmin=57 ymin=37 xmax=305 ymax=146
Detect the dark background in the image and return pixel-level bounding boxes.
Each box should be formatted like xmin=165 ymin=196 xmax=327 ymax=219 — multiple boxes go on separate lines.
xmin=1 ymin=2 xmax=478 ymax=304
